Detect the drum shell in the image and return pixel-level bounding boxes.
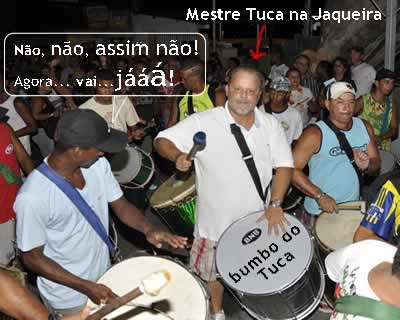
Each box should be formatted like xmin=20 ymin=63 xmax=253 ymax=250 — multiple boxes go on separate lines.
xmin=313 ymin=237 xmax=337 ymax=308
xmin=110 ymin=146 xmax=154 ymax=189
xmin=232 ymin=256 xmax=324 ymax=320
xmin=150 ymin=174 xmax=196 ymax=238
xmin=312 ymin=201 xmax=365 ymax=308
xmin=152 ymin=203 xmax=195 ymax=239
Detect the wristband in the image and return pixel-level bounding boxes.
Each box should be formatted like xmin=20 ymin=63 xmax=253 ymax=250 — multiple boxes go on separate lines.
xmin=314 ymin=192 xmax=327 ymax=202
xmin=269 ymin=199 xmax=282 ymax=208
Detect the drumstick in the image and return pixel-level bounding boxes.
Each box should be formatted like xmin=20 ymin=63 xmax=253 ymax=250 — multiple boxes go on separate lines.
xmin=125 ymin=302 xmax=174 ymax=320
xmin=336 ymin=204 xmax=362 ymax=211
xmin=186 ymin=131 xmax=207 ymax=161
xmin=176 ymin=131 xmax=206 ymax=181
xmin=87 ymin=270 xmax=171 ymax=320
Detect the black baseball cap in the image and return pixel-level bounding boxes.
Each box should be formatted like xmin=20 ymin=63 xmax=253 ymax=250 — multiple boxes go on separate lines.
xmin=54 ymin=109 xmax=128 ymax=153
xmin=376 ymin=68 xmax=398 ymax=81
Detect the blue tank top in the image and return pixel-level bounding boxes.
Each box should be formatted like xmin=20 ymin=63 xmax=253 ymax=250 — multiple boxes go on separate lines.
xmin=304 ymin=118 xmax=370 ymax=214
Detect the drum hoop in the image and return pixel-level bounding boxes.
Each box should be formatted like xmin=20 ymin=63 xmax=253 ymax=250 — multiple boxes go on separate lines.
xmin=94 ymin=254 xmax=209 ymax=318
xmin=216 ymin=211 xmax=315 ymax=296
xmin=151 ymin=174 xmax=196 ymax=208
xmin=314 ymin=201 xmax=365 ymax=252
xmin=151 ymin=199 xmax=175 ymax=209
xmin=110 ymin=255 xmax=209 ymax=295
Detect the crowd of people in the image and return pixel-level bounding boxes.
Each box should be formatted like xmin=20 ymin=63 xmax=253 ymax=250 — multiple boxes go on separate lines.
xmin=1 ymin=42 xmax=400 ymax=320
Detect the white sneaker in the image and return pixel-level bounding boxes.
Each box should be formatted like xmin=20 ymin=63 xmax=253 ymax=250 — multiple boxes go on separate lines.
xmin=210 ymin=310 xmax=226 ymax=320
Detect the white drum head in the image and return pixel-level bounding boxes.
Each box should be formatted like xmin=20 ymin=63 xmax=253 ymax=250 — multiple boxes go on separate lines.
xmin=111 ymin=147 xmax=142 ymax=184
xmin=216 ymin=212 xmax=312 ymax=295
xmin=379 ymin=151 xmax=396 ymax=175
xmin=315 ymin=201 xmax=365 ymax=251
xmin=88 ymin=256 xmax=208 ymax=319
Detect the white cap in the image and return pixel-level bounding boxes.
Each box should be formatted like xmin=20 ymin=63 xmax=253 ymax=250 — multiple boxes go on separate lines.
xmin=328 ymin=82 xmax=356 ymax=100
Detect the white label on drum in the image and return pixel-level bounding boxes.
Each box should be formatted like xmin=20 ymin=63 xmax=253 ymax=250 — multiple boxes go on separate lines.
xmin=216 ymin=212 xmax=312 ymax=295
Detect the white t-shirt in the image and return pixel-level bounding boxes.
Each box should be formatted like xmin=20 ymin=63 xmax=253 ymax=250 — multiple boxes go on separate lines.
xmin=0 ymin=96 xmax=31 ymax=155
xmin=351 ymin=62 xmax=376 ymax=98
xmin=259 ymin=105 xmax=303 ymax=144
xmin=325 ymin=240 xmax=397 ymax=320
xmin=288 ymin=86 xmax=314 ymax=128
xmin=15 ymin=157 xmax=123 ymax=309
xmin=268 ymin=64 xmax=289 ymax=81
xmin=79 ymin=96 xmax=139 ymax=133
xmin=156 ymin=105 xmax=294 ymax=241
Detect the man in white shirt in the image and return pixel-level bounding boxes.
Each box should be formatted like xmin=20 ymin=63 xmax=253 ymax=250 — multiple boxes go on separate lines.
xmin=79 ymin=69 xmax=144 ymax=141
xmin=154 ymin=66 xmax=294 ymax=320
xmin=15 ymin=109 xmax=187 ymax=316
xmin=325 ymin=240 xmax=400 ymax=319
xmin=351 ymin=46 xmax=376 ymax=98
xmin=260 ymin=76 xmax=302 ymax=145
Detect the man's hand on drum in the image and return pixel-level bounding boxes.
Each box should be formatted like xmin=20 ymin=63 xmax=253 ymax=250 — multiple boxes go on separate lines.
xmin=175 ymin=153 xmax=192 ymax=172
xmin=83 ymin=282 xmax=118 ymax=305
xmin=145 ymin=229 xmax=188 ymax=249
xmin=353 ymin=149 xmax=370 ymax=171
xmin=317 ymin=194 xmax=337 ymax=213
xmin=259 ymin=207 xmax=289 ymax=236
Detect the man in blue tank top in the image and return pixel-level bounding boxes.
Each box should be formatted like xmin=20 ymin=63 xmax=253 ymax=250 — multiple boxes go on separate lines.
xmin=292 ymin=81 xmax=380 ymax=228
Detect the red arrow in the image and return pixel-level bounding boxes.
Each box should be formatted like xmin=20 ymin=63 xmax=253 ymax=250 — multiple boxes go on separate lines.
xmin=249 ymin=24 xmax=267 ymax=60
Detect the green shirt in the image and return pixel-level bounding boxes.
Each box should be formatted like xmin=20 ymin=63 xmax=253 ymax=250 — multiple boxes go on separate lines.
xmin=179 ymin=84 xmax=214 ymax=121
xmin=359 ymin=93 xmax=392 ymax=151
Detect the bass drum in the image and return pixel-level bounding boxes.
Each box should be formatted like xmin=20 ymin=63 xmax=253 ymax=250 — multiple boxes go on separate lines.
xmin=87 ymin=256 xmax=209 ymax=319
xmin=313 ymin=201 xmax=365 ymax=308
xmin=216 ymin=212 xmax=324 ymax=320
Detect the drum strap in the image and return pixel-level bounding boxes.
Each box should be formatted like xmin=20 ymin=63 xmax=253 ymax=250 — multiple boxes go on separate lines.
xmin=336 ymin=295 xmax=400 ymax=320
xmin=188 ymin=91 xmax=195 ymax=116
xmin=323 ymin=119 xmax=363 ymax=189
xmin=230 ymin=123 xmax=269 ymax=203
xmin=36 ymin=163 xmax=117 ymax=257
xmin=381 ymin=96 xmax=391 ymax=136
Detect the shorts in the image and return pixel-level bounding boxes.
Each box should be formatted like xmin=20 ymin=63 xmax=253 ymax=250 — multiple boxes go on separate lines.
xmin=190 ymin=238 xmax=218 ymax=282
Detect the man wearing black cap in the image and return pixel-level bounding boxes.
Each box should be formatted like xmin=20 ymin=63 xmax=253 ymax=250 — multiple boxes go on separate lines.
xmin=356 ymin=68 xmax=398 ymax=151
xmin=14 ymin=109 xmax=187 ymax=316
xmin=0 ymin=106 xmax=34 ymax=266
